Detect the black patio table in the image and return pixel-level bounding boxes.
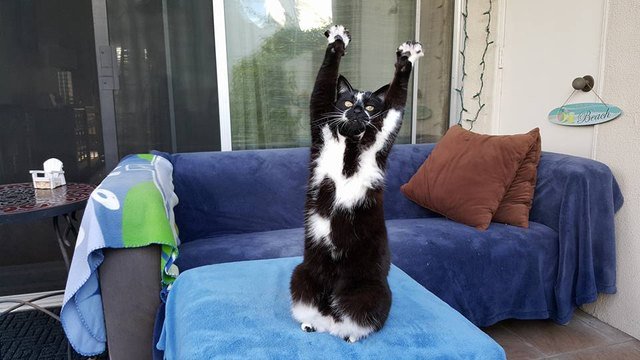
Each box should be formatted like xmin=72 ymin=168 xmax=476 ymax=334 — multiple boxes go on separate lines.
xmin=0 ymin=182 xmax=94 ymax=271
xmin=0 ymin=182 xmax=93 ymax=321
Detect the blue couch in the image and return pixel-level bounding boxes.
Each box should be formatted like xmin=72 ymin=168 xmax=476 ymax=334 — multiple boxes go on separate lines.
xmin=159 ymin=143 xmax=622 ymax=327
xmin=120 ymin=143 xmax=621 ymax=359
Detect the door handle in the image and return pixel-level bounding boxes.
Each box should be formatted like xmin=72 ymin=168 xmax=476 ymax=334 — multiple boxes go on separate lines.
xmin=98 ymin=46 xmax=119 ymax=91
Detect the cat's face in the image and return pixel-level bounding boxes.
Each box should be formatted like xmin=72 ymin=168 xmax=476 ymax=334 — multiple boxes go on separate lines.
xmin=332 ymin=75 xmax=389 ymax=139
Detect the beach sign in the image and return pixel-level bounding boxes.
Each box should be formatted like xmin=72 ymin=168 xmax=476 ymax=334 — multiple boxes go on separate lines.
xmin=549 ymin=103 xmax=622 ymax=126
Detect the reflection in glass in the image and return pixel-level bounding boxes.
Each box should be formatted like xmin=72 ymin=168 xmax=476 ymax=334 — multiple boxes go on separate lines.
xmin=107 ymin=0 xmax=173 ymax=156
xmin=107 ymin=0 xmax=221 ymax=155
xmin=0 ymin=0 xmax=105 ymax=185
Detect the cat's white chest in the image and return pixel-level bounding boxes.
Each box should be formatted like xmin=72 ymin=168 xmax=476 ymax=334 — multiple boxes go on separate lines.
xmin=312 ymin=110 xmax=401 ymax=210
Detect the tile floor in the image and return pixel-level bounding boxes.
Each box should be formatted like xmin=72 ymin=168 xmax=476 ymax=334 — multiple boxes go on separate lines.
xmin=483 ymin=310 xmax=640 ymax=359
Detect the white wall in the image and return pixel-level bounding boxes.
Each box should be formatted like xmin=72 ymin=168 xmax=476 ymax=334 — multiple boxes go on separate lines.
xmin=493 ymin=0 xmax=606 ymax=158
xmin=452 ymin=0 xmax=499 ymax=135
xmin=461 ymin=0 xmax=640 ymax=339
xmin=581 ymin=0 xmax=640 ymax=340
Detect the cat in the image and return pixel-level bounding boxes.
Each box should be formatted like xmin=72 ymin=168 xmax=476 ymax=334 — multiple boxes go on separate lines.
xmin=290 ymin=25 xmax=424 ymax=343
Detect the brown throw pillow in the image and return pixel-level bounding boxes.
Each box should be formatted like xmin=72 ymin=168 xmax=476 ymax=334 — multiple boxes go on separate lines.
xmin=400 ymin=126 xmax=540 ymax=230
xmin=493 ymin=129 xmax=541 ymax=227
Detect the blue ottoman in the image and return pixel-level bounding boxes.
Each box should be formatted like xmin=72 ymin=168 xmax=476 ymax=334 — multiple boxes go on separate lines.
xmin=157 ymin=257 xmax=505 ymax=359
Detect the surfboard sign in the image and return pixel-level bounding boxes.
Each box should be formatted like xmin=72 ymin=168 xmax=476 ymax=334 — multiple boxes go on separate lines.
xmin=549 ymin=103 xmax=622 ymax=126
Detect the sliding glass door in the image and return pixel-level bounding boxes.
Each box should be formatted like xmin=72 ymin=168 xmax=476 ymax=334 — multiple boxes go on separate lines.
xmin=0 ymin=0 xmax=453 ymax=297
xmin=100 ymin=0 xmax=454 ymax=156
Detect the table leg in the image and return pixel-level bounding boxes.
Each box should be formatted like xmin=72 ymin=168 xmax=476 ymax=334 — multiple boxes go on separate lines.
xmin=53 ymin=211 xmax=79 ymax=272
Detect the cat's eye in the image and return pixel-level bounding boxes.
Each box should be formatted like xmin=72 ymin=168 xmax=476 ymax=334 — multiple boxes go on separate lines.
xmin=365 ymin=105 xmax=375 ymax=112
xmin=344 ymin=101 xmax=353 ymax=108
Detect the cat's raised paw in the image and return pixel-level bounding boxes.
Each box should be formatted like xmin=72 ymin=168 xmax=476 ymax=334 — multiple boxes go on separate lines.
xmin=324 ymin=25 xmax=351 ymax=47
xmin=397 ymin=41 xmax=424 ymax=64
xmin=301 ymin=323 xmax=316 ymax=333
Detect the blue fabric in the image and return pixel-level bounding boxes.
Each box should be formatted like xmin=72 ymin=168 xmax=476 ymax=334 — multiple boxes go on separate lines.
xmin=157 ymin=257 xmax=505 ymax=360
xmin=168 ymin=145 xmax=437 ymax=243
xmin=151 ymin=144 xmax=623 ymax=359
xmin=62 ymin=154 xmax=180 ymax=356
xmin=170 ymin=148 xmax=310 ymax=242
xmin=173 ymin=218 xmax=559 ymax=327
xmin=529 ymin=152 xmax=623 ymax=307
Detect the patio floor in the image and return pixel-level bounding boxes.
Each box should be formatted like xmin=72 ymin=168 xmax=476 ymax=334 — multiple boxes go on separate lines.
xmin=483 ymin=310 xmax=640 ymax=359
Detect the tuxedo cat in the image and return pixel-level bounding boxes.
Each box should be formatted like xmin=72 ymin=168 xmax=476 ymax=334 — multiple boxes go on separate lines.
xmin=290 ymin=25 xmax=423 ymax=343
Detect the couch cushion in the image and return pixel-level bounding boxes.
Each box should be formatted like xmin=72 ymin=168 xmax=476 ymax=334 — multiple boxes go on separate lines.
xmin=492 ymin=128 xmax=542 ymax=227
xmin=175 ymin=227 xmax=305 ymax=270
xmin=388 ymin=218 xmax=558 ymax=326
xmin=176 ymin=218 xmax=559 ymax=327
xmin=170 ymin=148 xmax=310 ymax=243
xmin=168 ymin=144 xmax=439 ymax=243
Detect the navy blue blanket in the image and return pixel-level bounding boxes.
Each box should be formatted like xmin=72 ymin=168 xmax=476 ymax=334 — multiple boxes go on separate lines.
xmin=529 ymin=151 xmax=623 ymax=319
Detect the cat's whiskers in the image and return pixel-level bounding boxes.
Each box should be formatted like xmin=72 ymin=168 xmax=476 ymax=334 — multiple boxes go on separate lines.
xmin=365 ymin=121 xmax=381 ymax=132
xmin=320 ymin=118 xmax=346 ymax=130
xmin=312 ymin=113 xmax=346 ymax=129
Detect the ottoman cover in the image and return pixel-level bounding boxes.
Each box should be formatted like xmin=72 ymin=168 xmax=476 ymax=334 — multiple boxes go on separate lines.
xmin=158 ymin=257 xmax=505 ymax=359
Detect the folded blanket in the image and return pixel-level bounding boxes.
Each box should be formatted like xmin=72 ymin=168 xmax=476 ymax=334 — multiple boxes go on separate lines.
xmin=61 ymin=154 xmax=180 ymax=356
xmin=157 ymin=257 xmax=505 ymax=360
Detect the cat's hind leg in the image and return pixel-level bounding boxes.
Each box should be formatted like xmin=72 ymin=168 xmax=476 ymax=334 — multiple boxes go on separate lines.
xmin=290 ymin=263 xmax=335 ymax=333
xmin=330 ymin=280 xmax=392 ymax=343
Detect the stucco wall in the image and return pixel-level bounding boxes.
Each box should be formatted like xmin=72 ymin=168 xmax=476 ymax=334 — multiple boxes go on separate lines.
xmin=581 ymin=0 xmax=640 ymax=340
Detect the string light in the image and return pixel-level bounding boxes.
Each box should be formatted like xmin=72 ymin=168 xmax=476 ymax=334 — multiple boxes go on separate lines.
xmin=456 ymin=0 xmax=493 ymax=130
xmin=455 ymin=0 xmax=469 ymax=126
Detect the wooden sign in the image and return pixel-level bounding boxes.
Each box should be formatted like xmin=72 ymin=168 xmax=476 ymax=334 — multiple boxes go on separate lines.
xmin=549 ymin=103 xmax=622 ymax=126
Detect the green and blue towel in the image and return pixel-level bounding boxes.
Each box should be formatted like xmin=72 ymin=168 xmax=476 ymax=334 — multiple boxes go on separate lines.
xmin=61 ymin=154 xmax=179 ymax=356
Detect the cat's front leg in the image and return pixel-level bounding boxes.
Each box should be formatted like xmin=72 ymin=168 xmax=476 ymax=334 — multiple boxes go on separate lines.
xmin=396 ymin=41 xmax=424 ymax=71
xmin=373 ymin=41 xmax=424 ymax=159
xmin=384 ymin=41 xmax=424 ymax=110
xmin=310 ymin=25 xmax=352 ymax=140
xmin=324 ymin=25 xmax=351 ymax=54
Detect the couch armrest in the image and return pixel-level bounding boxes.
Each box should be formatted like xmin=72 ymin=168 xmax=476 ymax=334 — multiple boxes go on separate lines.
xmin=99 ymin=246 xmax=161 ymax=360
xmin=529 ymin=152 xmax=623 ymax=321
xmin=530 ymin=152 xmax=623 ymax=231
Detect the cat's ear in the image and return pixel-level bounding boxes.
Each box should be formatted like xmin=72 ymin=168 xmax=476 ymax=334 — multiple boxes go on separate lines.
xmin=337 ymin=75 xmax=353 ymax=96
xmin=373 ymin=84 xmax=390 ymax=103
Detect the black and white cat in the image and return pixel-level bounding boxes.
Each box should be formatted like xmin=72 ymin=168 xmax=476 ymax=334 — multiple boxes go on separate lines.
xmin=290 ymin=25 xmax=423 ymax=343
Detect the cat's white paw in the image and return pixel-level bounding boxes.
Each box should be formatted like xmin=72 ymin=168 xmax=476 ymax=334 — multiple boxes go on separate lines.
xmin=397 ymin=41 xmax=424 ymax=64
xmin=344 ymin=336 xmax=357 ymax=343
xmin=301 ymin=323 xmax=316 ymax=332
xmin=325 ymin=25 xmax=351 ymax=47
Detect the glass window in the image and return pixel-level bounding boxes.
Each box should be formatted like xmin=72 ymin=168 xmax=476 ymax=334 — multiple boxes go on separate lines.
xmin=222 ymin=0 xmax=453 ymax=150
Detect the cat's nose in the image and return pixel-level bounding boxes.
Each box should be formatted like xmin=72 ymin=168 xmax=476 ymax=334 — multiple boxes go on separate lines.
xmin=353 ymin=107 xmax=362 ymax=114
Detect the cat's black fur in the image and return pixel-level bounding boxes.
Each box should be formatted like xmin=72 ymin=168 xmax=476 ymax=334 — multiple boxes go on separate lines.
xmin=290 ymin=25 xmax=422 ymax=342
